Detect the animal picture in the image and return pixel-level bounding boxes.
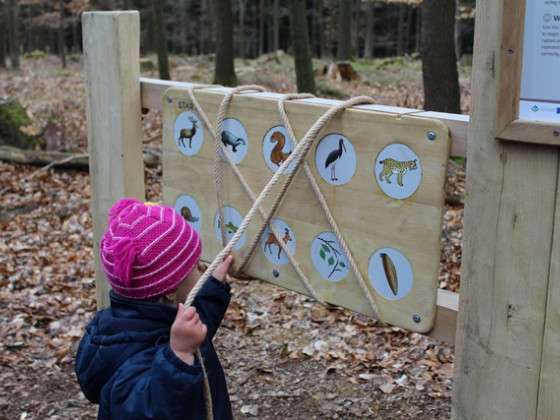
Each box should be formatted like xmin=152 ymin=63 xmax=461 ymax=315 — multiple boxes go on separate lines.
xmin=221 ymin=130 xmax=246 ymax=153
xmin=177 ymin=116 xmax=199 ymax=149
xmin=380 ymin=252 xmax=398 ymax=296
xmin=264 ymin=227 xmax=292 ymax=259
xmin=217 ymin=218 xmax=238 ymax=234
xmin=324 ymin=138 xmax=346 ymax=181
xmin=378 ymin=158 xmax=417 ymax=187
xmin=269 ymin=131 xmax=292 ymax=167
xmin=180 ymin=206 xmax=199 ymax=223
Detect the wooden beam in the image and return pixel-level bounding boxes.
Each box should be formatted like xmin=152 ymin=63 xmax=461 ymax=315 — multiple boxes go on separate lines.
xmin=431 ymin=288 xmax=459 ymax=344
xmin=83 ymin=11 xmax=146 ymax=309
xmin=140 ymin=77 xmax=469 ymax=158
xmin=453 ymin=1 xmax=560 ymax=419
xmin=498 ymin=120 xmax=560 ymax=147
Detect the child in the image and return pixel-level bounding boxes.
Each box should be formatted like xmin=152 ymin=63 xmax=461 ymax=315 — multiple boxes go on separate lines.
xmin=75 ymin=198 xmax=234 ymax=420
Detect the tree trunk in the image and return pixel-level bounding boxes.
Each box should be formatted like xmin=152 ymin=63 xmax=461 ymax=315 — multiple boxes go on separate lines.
xmin=364 ymin=1 xmax=374 ymax=59
xmin=454 ymin=0 xmax=462 ymax=60
xmin=352 ymin=0 xmax=360 ymax=57
xmin=415 ymin=6 xmax=421 ymax=52
xmin=397 ymin=4 xmax=405 ymax=56
xmin=273 ymin=0 xmax=279 ymax=51
xmin=336 ymin=0 xmax=352 ymax=60
xmin=238 ymin=0 xmax=246 ymax=57
xmin=212 ymin=0 xmax=237 ymax=86
xmin=259 ymin=0 xmax=265 ymax=55
xmin=288 ymin=0 xmax=316 ymax=94
xmin=7 ymin=0 xmax=19 ymax=70
xmin=58 ymin=0 xmax=67 ymax=68
xmin=0 ymin=1 xmax=7 ymax=68
xmin=421 ymin=0 xmax=460 ymax=113
xmin=152 ymin=0 xmax=170 ymax=79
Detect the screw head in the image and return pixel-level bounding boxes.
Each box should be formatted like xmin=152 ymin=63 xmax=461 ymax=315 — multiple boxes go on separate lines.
xmin=272 ymin=269 xmax=280 ymax=278
xmin=166 ymin=96 xmax=173 ymax=104
xmin=412 ymin=314 xmax=421 ymax=323
xmin=553 ymin=130 xmax=560 ymax=137
xmin=426 ymin=131 xmax=437 ymax=141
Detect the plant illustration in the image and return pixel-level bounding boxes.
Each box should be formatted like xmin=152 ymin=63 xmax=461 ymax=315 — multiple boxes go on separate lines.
xmin=317 ymin=236 xmax=347 ymax=278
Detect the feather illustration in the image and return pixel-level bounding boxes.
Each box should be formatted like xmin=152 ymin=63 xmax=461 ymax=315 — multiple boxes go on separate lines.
xmin=380 ymin=253 xmax=399 ymax=296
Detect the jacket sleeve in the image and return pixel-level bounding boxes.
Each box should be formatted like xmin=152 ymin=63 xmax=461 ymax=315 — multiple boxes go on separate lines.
xmin=106 ymin=344 xmax=207 ymax=420
xmin=192 ymin=276 xmax=231 ymax=340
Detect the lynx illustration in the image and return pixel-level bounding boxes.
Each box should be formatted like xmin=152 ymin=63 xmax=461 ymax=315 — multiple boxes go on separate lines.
xmin=378 ymin=158 xmax=417 ymax=187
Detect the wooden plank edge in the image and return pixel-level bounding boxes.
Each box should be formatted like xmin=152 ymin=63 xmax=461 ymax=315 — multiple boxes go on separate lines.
xmin=140 ymin=77 xmax=469 ymax=158
xmin=498 ymin=120 xmax=560 ymax=147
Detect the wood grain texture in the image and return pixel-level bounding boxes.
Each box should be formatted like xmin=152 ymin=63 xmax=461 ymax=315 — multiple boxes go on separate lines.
xmin=162 ymin=86 xmax=450 ymax=333
xmin=536 ymin=163 xmax=560 ymax=420
xmin=141 ymin=77 xmax=469 ymax=157
xmin=453 ymin=1 xmax=560 ymax=419
xmin=83 ymin=11 xmax=145 ymax=309
xmin=498 ymin=120 xmax=560 ymax=147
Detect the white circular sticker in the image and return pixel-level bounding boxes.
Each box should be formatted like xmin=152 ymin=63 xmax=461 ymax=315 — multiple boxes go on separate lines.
xmin=315 ymin=134 xmax=357 ymax=186
xmin=368 ymin=247 xmax=413 ymax=301
xmin=262 ymin=125 xmax=297 ymax=173
xmin=221 ymin=118 xmax=249 ymax=164
xmin=174 ymin=194 xmax=202 ymax=232
xmin=261 ymin=219 xmax=296 ymax=265
xmin=174 ymin=111 xmax=203 ymax=156
xmin=375 ymin=144 xmax=422 ymax=200
xmin=310 ymin=232 xmax=350 ymax=282
xmin=214 ymin=206 xmax=246 ymax=250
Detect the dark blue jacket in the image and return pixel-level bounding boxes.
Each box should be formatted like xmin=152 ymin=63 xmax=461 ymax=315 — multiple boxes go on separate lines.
xmin=75 ymin=277 xmax=232 ymax=420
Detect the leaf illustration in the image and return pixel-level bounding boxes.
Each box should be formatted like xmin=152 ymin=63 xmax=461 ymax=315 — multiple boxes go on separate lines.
xmin=320 ymin=249 xmax=326 ymax=259
xmin=327 ymin=257 xmax=335 ymax=266
xmin=321 ymin=244 xmax=331 ymax=253
xmin=339 ymin=261 xmax=346 ymax=268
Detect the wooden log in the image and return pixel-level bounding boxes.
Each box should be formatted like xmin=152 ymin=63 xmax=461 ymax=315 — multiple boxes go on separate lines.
xmin=83 ymin=11 xmax=146 ymax=309
xmin=453 ymin=1 xmax=559 ymax=419
xmin=0 ymin=145 xmax=160 ymax=170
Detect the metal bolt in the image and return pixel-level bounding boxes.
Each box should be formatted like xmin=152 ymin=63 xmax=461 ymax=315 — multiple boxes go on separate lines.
xmin=506 ymin=48 xmax=515 ymax=55
xmin=426 ymin=131 xmax=437 ymax=141
xmin=553 ymin=130 xmax=560 ymax=137
xmin=412 ymin=314 xmax=421 ymax=323
xmin=166 ymin=96 xmax=173 ymax=104
xmin=272 ymin=269 xmax=280 ymax=278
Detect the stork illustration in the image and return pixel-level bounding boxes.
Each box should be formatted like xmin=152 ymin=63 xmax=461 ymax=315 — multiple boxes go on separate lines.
xmin=324 ymin=138 xmax=346 ymax=181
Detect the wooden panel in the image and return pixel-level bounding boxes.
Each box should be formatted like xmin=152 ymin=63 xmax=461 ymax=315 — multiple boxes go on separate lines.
xmin=140 ymin=77 xmax=469 ymax=158
xmin=453 ymin=0 xmax=560 ymax=419
xmin=83 ymin=11 xmax=146 ymax=309
xmin=536 ymin=164 xmax=560 ymax=420
xmin=498 ymin=120 xmax=560 ymax=147
xmin=162 ymin=86 xmax=450 ymax=333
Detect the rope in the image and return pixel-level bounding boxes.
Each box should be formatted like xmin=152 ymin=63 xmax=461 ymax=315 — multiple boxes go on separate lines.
xmin=277 ymin=94 xmax=382 ymax=319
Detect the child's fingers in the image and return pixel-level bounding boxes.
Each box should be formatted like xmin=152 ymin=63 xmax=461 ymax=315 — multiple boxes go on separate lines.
xmin=179 ymin=306 xmax=197 ymax=322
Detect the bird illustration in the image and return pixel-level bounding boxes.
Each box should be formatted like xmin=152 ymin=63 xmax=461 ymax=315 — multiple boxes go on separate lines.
xmin=180 ymin=206 xmax=199 ymax=223
xmin=380 ymin=253 xmax=399 ymax=296
xmin=269 ymin=131 xmax=292 ymax=167
xmin=324 ymin=138 xmax=346 ymax=181
xmin=221 ymin=130 xmax=246 ymax=153
xmin=177 ymin=116 xmax=199 ymax=149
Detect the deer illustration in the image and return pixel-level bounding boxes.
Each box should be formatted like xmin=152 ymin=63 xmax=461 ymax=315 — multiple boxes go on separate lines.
xmin=269 ymin=131 xmax=292 ymax=167
xmin=264 ymin=227 xmax=292 ymax=259
xmin=178 ymin=116 xmax=199 ymax=149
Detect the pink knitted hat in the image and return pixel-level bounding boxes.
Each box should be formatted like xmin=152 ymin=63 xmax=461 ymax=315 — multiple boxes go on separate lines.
xmin=100 ymin=198 xmax=202 ymax=299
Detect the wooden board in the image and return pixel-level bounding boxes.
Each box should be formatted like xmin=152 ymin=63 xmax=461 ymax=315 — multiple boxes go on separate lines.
xmin=162 ymin=87 xmax=450 ymax=333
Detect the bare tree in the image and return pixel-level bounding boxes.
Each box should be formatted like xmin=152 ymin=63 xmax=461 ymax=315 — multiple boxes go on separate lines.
xmin=288 ymin=0 xmax=315 ymax=94
xmin=7 ymin=0 xmax=19 ymax=70
xmin=364 ymin=1 xmax=375 ymax=59
xmin=421 ymin=0 xmax=460 ymax=112
xmin=272 ymin=0 xmax=279 ymax=51
xmin=58 ymin=0 xmax=66 ymax=68
xmin=336 ymin=0 xmax=352 ymax=60
xmin=0 ymin=0 xmax=7 ymax=68
xmin=212 ymin=0 xmax=237 ymax=85
xmin=153 ymin=0 xmax=170 ymax=79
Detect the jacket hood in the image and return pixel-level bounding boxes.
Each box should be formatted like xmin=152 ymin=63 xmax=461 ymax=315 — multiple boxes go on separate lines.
xmin=75 ymin=291 xmax=177 ymax=403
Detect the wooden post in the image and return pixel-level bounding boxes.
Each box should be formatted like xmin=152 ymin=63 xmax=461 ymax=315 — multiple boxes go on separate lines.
xmin=83 ymin=11 xmax=145 ymax=309
xmin=453 ymin=1 xmax=560 ymax=419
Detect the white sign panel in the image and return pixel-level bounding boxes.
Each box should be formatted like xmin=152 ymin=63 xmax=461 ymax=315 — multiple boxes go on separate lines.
xmin=519 ymin=0 xmax=560 ymax=123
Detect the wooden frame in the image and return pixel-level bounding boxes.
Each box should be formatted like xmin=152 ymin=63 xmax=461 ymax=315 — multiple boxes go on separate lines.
xmin=495 ymin=0 xmax=560 ymax=146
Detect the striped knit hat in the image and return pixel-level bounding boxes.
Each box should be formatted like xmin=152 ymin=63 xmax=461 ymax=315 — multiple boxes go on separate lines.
xmin=100 ymin=198 xmax=202 ymax=299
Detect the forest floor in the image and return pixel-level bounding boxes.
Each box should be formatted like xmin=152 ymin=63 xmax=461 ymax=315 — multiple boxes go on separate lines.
xmin=0 ymin=54 xmax=466 ymax=419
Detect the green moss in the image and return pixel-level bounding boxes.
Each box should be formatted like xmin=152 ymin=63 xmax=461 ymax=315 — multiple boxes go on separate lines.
xmin=0 ymin=99 xmax=41 ymax=149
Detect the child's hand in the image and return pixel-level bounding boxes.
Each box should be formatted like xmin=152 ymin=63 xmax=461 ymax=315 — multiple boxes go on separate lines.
xmin=212 ymin=254 xmax=234 ymax=282
xmin=170 ymin=305 xmax=207 ymax=365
